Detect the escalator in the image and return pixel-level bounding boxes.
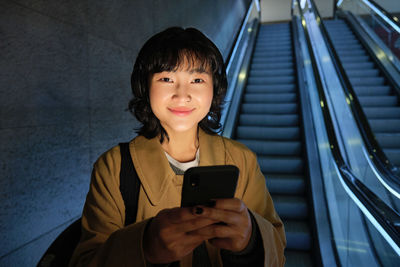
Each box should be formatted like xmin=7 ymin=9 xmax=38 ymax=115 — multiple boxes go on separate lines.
xmin=233 ymin=22 xmax=318 ymax=267
xmin=324 ymin=19 xmax=400 ymax=167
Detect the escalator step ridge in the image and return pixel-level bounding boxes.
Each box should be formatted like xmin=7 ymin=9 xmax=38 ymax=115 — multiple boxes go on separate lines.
xmin=246 ymin=84 xmax=296 ymax=93
xmin=265 ymin=174 xmax=306 ymax=195
xmin=283 ymin=220 xmax=312 ymax=251
xmin=258 ymin=155 xmax=304 ymax=174
xmin=236 ymin=126 xmax=300 ymax=140
xmin=274 ymin=195 xmax=309 ymax=220
xmin=239 ymin=115 xmax=299 ymax=127
xmin=242 ymin=96 xmax=297 ymax=104
xmin=249 ymin=69 xmax=294 ymax=77
xmin=358 ymin=96 xmax=398 ymax=106
xmin=375 ymin=133 xmax=400 ymax=148
xmin=236 ymin=139 xmax=302 ymax=156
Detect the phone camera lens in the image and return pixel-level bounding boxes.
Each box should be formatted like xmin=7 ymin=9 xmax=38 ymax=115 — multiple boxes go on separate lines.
xmin=191 ymin=175 xmax=199 ymax=187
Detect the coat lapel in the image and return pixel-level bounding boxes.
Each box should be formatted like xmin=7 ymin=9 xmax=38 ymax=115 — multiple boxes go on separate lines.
xmin=129 ymin=129 xmax=227 ymax=206
xmin=198 ymin=129 xmax=226 ymax=166
xmin=129 ymin=135 xmax=175 ymax=206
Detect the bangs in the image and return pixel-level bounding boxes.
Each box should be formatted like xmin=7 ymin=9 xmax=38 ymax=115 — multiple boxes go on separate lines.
xmin=141 ymin=28 xmax=220 ymax=75
xmin=148 ymin=48 xmax=215 ymax=75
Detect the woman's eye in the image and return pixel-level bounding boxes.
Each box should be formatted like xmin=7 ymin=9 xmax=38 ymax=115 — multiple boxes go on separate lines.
xmin=192 ymin=78 xmax=204 ymax=83
xmin=159 ymin=77 xmax=172 ymax=82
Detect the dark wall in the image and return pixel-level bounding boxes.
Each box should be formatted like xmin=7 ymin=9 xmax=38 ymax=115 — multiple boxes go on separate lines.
xmin=0 ymin=0 xmax=249 ymax=265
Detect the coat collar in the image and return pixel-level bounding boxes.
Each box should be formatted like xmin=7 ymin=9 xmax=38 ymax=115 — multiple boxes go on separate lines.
xmin=129 ymin=129 xmax=226 ymax=206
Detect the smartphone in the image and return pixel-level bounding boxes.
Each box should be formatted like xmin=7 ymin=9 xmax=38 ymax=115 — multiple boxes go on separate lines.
xmin=181 ymin=165 xmax=239 ymax=207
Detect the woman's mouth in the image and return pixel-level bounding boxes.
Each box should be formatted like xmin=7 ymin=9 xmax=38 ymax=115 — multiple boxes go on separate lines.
xmin=168 ymin=107 xmax=195 ymax=116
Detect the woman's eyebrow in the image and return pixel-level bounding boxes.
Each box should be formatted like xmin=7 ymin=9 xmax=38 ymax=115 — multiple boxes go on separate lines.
xmin=187 ymin=67 xmax=210 ymax=74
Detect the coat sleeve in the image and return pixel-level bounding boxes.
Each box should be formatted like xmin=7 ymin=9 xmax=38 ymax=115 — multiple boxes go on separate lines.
xmin=240 ymin=150 xmax=286 ymax=267
xmin=69 ymin=147 xmax=149 ymax=267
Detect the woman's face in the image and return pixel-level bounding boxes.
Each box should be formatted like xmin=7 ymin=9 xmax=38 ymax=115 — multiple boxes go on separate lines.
xmin=149 ymin=61 xmax=213 ymax=137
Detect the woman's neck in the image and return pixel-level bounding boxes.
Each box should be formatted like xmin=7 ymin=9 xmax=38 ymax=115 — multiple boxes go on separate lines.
xmin=161 ymin=128 xmax=199 ymax=163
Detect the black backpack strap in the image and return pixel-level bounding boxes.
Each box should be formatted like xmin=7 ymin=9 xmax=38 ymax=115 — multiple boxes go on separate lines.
xmin=38 ymin=143 xmax=140 ymax=267
xmin=119 ymin=142 xmax=141 ymax=226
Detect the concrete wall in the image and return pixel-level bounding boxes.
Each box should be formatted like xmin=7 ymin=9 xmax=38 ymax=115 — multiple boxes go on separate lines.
xmin=261 ymin=0 xmax=292 ymax=22
xmin=260 ymin=0 xmax=335 ymax=23
xmin=315 ymin=0 xmax=335 ymax=18
xmin=0 ymin=0 xmax=250 ymax=265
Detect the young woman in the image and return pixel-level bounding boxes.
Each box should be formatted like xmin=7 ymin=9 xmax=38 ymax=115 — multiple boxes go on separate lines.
xmin=70 ymin=27 xmax=286 ymax=267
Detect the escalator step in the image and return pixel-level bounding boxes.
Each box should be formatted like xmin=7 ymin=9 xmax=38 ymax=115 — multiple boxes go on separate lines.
xmin=383 ymin=149 xmax=400 ymax=165
xmin=346 ymin=69 xmax=379 ymax=77
xmin=274 ymin=195 xmax=309 ymax=219
xmin=251 ymin=62 xmax=294 ymax=70
xmin=285 ymin=251 xmax=313 ymax=267
xmin=266 ymin=174 xmax=305 ymax=195
xmin=246 ymin=84 xmax=296 ymax=93
xmin=242 ymin=102 xmax=298 ymax=115
xmin=358 ymin=96 xmax=398 ymax=106
xmin=253 ymin=50 xmax=292 ymax=58
xmin=251 ymin=57 xmax=293 ymax=64
xmin=239 ymin=114 xmax=299 ymax=126
xmin=337 ymin=49 xmax=366 ymax=57
xmin=331 ymin=37 xmax=359 ymax=43
xmin=236 ymin=126 xmax=300 ymax=140
xmin=244 ymin=93 xmax=297 ymax=103
xmin=343 ymin=61 xmax=374 ymax=69
xmin=284 ymin=220 xmax=312 ymax=250
xmin=237 ymin=139 xmax=302 ymax=156
xmin=257 ymin=34 xmax=291 ymax=39
xmin=254 ymin=45 xmax=292 ymax=53
xmin=247 ymin=76 xmax=295 ymax=85
xmin=369 ymin=119 xmax=400 ymax=132
xmin=363 ymin=107 xmax=400 ymax=119
xmin=258 ymin=30 xmax=290 ymax=35
xmin=256 ymin=39 xmax=291 ymax=46
xmin=249 ymin=69 xmax=294 ymax=77
xmin=329 ymin=33 xmax=356 ymax=39
xmin=258 ymin=156 xmax=303 ymax=174
xmin=353 ymin=85 xmax=392 ymax=96
xmin=332 ymin=40 xmax=361 ymax=47
xmin=349 ymin=77 xmax=385 ymax=86
xmin=375 ymin=133 xmax=400 ymax=148
xmin=333 ymin=44 xmax=363 ymax=51
xmin=339 ymin=55 xmax=370 ymax=63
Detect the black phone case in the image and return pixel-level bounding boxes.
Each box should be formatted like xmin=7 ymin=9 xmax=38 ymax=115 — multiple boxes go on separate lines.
xmin=181 ymin=165 xmax=239 ymax=207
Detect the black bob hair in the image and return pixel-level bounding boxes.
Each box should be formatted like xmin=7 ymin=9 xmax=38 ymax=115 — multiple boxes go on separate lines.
xmin=128 ymin=27 xmax=228 ymax=142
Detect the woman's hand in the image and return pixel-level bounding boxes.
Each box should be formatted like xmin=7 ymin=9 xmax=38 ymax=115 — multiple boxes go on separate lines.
xmin=191 ymin=198 xmax=252 ymax=252
xmin=143 ymin=207 xmax=218 ymax=264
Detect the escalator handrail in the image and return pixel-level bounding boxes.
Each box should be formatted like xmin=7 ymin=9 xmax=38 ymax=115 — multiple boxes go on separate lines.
xmin=336 ymin=0 xmax=400 ymax=33
xmin=294 ymin=0 xmax=400 ymax=254
xmin=220 ymin=0 xmax=260 ymax=134
xmin=225 ymin=0 xmax=259 ymax=72
xmin=357 ymin=0 xmax=400 ymax=33
xmin=224 ymin=1 xmax=255 ymax=67
xmin=291 ymin=9 xmax=339 ymax=266
xmin=311 ymin=0 xmax=400 ymax=195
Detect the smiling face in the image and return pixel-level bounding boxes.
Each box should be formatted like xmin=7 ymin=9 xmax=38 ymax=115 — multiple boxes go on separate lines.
xmin=149 ymin=60 xmax=213 ymax=137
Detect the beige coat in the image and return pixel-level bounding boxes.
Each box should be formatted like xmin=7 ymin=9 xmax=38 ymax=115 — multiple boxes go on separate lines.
xmin=70 ymin=130 xmax=286 ymax=266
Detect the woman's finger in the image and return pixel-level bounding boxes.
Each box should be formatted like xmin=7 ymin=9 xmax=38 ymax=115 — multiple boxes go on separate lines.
xmin=210 ymin=198 xmax=246 ymax=213
xmin=193 ymin=206 xmax=249 ymax=227
xmin=175 ymin=217 xmax=219 ymax=233
xmin=163 ymin=207 xmax=198 ymax=224
xmin=189 ymin=223 xmax=234 ymax=239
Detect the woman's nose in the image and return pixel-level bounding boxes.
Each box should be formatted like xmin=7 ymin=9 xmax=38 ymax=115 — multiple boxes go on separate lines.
xmin=172 ymin=84 xmax=192 ymax=102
